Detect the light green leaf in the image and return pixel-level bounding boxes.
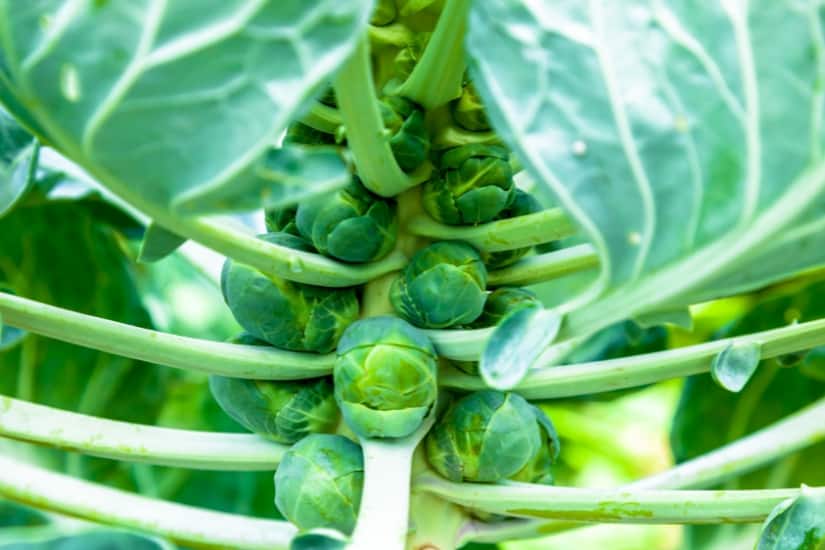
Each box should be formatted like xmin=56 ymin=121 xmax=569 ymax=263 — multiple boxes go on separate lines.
xmin=138 ymin=222 xmax=186 ymax=263
xmin=468 ymin=2 xmax=825 ymax=359
xmin=290 ymin=530 xmax=348 ymax=550
xmin=710 ymin=341 xmax=761 ymax=393
xmin=0 ymin=107 xmax=37 ymax=218
xmin=481 ymin=307 xmax=561 ymax=390
xmin=0 ymin=0 xmax=372 ymax=212
xmin=173 ymin=145 xmax=351 ymax=215
xmin=756 ymin=488 xmax=825 ymax=550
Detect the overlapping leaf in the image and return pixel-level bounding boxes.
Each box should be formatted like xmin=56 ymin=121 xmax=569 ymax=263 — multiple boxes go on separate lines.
xmin=0 ymin=0 xmax=370 ymax=213
xmin=468 ymin=1 xmax=825 ymax=367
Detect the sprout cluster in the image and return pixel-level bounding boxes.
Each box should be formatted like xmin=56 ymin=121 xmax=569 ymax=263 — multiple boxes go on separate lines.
xmin=207 ymin=3 xmax=560 ymax=537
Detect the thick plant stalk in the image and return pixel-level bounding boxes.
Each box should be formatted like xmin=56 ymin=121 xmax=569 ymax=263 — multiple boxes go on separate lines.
xmin=407 ymin=208 xmax=576 ymax=252
xmin=417 ymin=477 xmax=817 ymax=524
xmin=0 ymin=292 xmax=334 ymax=379
xmin=349 ymin=414 xmax=436 ymax=550
xmin=0 ymin=455 xmax=296 ymax=550
xmin=0 ymin=396 xmax=286 ymax=470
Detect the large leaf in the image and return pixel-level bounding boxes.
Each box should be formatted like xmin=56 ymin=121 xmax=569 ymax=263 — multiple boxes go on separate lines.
xmin=0 ymin=107 xmax=37 ymax=217
xmin=468 ymin=2 xmax=825 ymax=354
xmin=0 ymin=1 xmax=371 ymax=213
xmin=756 ymin=489 xmax=825 ymax=550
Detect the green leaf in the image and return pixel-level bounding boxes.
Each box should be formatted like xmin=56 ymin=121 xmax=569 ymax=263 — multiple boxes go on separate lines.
xmin=173 ymin=145 xmax=352 ymax=215
xmin=0 ymin=501 xmax=49 ymax=528
xmin=0 ymin=1 xmax=372 ymax=213
xmin=0 ymin=529 xmax=174 ymax=549
xmin=467 ymin=2 xmax=825 ymax=357
xmin=0 ymin=108 xmax=37 ymax=218
xmin=138 ymin=222 xmax=186 ymax=263
xmin=290 ymin=530 xmax=348 ymax=550
xmin=710 ymin=341 xmax=761 ymax=393
xmin=633 ymin=307 xmax=693 ymax=330
xmin=0 ymin=287 xmax=25 ymax=351
xmin=481 ymin=307 xmax=561 ymax=390
xmin=756 ymin=489 xmax=825 ymax=550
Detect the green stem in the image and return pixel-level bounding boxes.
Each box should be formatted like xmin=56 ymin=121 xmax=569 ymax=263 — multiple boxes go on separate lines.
xmin=408 ymin=208 xmax=576 ymax=252
xmin=349 ymin=414 xmax=436 ymax=550
xmin=0 ymin=395 xmax=286 ymax=470
xmin=432 ymin=125 xmax=501 ymax=150
xmin=300 ymin=102 xmax=342 ymax=134
xmin=459 ymin=396 xmax=825 ymax=544
xmin=0 ymin=292 xmax=334 ymax=379
xmin=426 ymin=327 xmax=492 ymax=362
xmin=0 ymin=454 xmax=296 ymax=550
xmin=334 ymin=37 xmax=424 ymax=197
xmin=417 ymin=476 xmax=814 ymax=524
xmin=397 ymin=0 xmax=471 ymax=109
xmin=441 ymin=317 xmax=825 ymax=398
xmin=487 ymin=244 xmax=600 ymax=287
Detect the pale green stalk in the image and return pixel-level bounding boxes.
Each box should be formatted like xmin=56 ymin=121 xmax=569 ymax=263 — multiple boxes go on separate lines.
xmin=0 ymin=396 xmax=286 ymax=470
xmin=397 ymin=0 xmax=471 ymax=109
xmin=441 ymin=317 xmax=825 ymax=398
xmin=487 ymin=244 xmax=600 ymax=287
xmin=334 ymin=37 xmax=427 ymax=197
xmin=459 ymin=396 xmax=825 ymax=544
xmin=0 ymin=454 xmax=296 ymax=550
xmin=0 ymin=292 xmax=334 ymax=379
xmin=417 ymin=477 xmax=815 ymax=524
xmin=300 ymin=102 xmax=342 ymax=134
xmin=407 ymin=208 xmax=576 ymax=252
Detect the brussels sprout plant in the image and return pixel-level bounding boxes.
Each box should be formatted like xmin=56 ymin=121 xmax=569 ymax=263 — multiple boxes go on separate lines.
xmin=1 ymin=2 xmax=825 ymax=550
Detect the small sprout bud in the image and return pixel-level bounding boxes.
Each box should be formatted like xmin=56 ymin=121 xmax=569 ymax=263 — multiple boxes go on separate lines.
xmin=423 ymin=144 xmax=516 ymax=225
xmin=472 ymin=287 xmax=542 ymax=328
xmin=425 ymin=390 xmax=543 ymax=482
xmin=390 ymin=241 xmax=488 ymax=328
xmin=264 ymin=204 xmax=301 ymax=237
xmin=452 ymin=83 xmax=490 ymax=132
xmin=380 ymin=95 xmax=430 ymax=172
xmin=284 ymin=122 xmax=337 ymax=146
xmin=296 ymin=179 xmax=398 ymax=263
xmin=274 ymin=434 xmax=364 ymax=534
xmin=370 ymin=0 xmax=397 ymax=26
xmin=208 ymin=375 xmax=339 ymax=444
xmin=221 ymin=233 xmax=359 ymax=353
xmin=334 ymin=316 xmax=438 ymax=439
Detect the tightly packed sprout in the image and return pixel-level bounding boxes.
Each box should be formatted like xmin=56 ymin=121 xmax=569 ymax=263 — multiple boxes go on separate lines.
xmin=206 ymin=2 xmax=562 ymax=543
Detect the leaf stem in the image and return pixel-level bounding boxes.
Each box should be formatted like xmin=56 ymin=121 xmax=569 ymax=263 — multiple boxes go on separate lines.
xmin=0 ymin=395 xmax=287 ymax=470
xmin=441 ymin=317 xmax=825 ymax=398
xmin=458 ymin=396 xmax=825 ymax=543
xmin=487 ymin=244 xmax=600 ymax=287
xmin=417 ymin=476 xmax=816 ymax=524
xmin=407 ymin=208 xmax=576 ymax=252
xmin=0 ymin=292 xmax=334 ymax=379
xmin=300 ymin=102 xmax=342 ymax=134
xmin=349 ymin=414 xmax=436 ymax=550
xmin=0 ymin=454 xmax=296 ymax=550
xmin=334 ymin=37 xmax=424 ymax=197
xmin=397 ymin=0 xmax=471 ymax=109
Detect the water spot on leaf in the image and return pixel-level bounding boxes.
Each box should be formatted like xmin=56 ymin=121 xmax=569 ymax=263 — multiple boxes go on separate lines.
xmin=711 ymin=341 xmax=761 ymax=393
xmin=571 ymin=140 xmax=587 ymax=156
xmin=628 ymin=231 xmax=642 ymax=245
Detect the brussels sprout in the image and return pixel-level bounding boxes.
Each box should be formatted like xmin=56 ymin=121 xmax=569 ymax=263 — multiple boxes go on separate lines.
xmin=221 ymin=233 xmax=359 ymax=353
xmin=296 ymin=179 xmax=398 ymax=263
xmin=472 ymin=287 xmax=541 ymax=328
xmin=264 ymin=205 xmax=301 ymax=237
xmin=510 ymin=406 xmax=560 ymax=485
xmin=319 ymin=87 xmax=337 ymax=107
xmin=453 ymin=83 xmax=490 ymax=132
xmin=425 ymin=390 xmax=542 ymax=482
xmin=482 ymin=189 xmax=543 ymax=269
xmin=380 ymin=95 xmax=430 ymax=172
xmin=422 ymin=144 xmax=515 ymax=225
xmin=274 ymin=434 xmax=364 ymax=534
xmin=208 ymin=375 xmax=339 ymax=444
xmin=334 ymin=316 xmax=438 ymax=438
xmin=390 ymin=241 xmax=487 ymax=328
xmin=284 ymin=122 xmax=336 ymax=146
xmin=447 ymin=359 xmax=479 ymax=376
xmin=371 ymin=0 xmax=397 ymax=25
